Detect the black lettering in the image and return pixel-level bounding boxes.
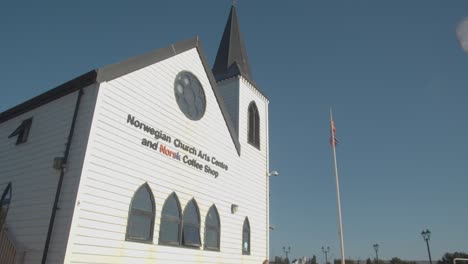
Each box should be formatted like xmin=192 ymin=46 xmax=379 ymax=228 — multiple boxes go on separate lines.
xmin=142 ymin=138 xmax=158 ymax=151
xmin=127 ymin=114 xmax=135 ymax=125
xmin=204 ymin=165 xmax=219 ymax=178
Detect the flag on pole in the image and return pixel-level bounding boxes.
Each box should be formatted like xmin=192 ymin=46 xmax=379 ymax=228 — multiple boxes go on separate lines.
xmin=330 ymin=119 xmax=339 ymax=147
xmin=329 ymin=108 xmax=346 ymax=264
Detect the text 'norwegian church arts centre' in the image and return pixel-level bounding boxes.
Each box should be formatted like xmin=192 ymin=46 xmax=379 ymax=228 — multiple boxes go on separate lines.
xmin=126 ymin=114 xmax=228 ymax=178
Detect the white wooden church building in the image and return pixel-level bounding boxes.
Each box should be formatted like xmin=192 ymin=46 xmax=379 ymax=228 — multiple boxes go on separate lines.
xmin=0 ymin=5 xmax=271 ymax=264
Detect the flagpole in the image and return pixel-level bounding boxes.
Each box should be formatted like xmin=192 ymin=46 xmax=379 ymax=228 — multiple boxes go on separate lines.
xmin=330 ymin=108 xmax=346 ymax=264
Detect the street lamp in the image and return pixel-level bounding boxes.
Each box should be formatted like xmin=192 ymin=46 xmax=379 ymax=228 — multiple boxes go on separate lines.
xmin=421 ymin=229 xmax=433 ymax=264
xmin=322 ymin=246 xmax=330 ymax=264
xmin=268 ymin=171 xmax=279 ymax=177
xmin=373 ymin=244 xmax=379 ymax=264
xmin=267 ymin=170 xmax=279 ymax=263
xmin=283 ymin=246 xmax=291 ymax=260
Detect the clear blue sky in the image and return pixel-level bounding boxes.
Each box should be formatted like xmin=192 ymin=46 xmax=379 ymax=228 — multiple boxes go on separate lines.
xmin=1 ymin=0 xmax=467 ymax=261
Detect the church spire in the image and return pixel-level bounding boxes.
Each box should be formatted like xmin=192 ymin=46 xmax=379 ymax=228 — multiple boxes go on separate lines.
xmin=212 ymin=5 xmax=254 ymax=84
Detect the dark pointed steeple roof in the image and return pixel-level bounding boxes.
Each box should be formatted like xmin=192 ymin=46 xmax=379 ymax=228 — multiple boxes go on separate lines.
xmin=212 ymin=5 xmax=254 ymax=84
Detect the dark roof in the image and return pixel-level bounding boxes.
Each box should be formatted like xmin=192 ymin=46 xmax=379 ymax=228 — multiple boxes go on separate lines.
xmin=0 ymin=70 xmax=97 ymax=124
xmin=0 ymin=37 xmax=241 ymax=155
xmin=213 ymin=6 xmax=254 ymax=84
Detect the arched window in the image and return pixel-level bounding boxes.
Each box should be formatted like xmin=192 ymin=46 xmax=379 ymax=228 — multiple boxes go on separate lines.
xmin=126 ymin=183 xmax=155 ymax=242
xmin=204 ymin=205 xmax=220 ymax=251
xmin=248 ymin=102 xmax=260 ymax=149
xmin=182 ymin=199 xmax=201 ymax=247
xmin=242 ymin=217 xmax=250 ymax=255
xmin=159 ymin=193 xmax=182 ymax=245
xmin=0 ymin=183 xmax=12 ymax=229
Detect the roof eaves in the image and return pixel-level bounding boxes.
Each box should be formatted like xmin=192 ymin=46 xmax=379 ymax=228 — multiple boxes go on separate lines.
xmin=214 ymin=70 xmax=269 ymax=100
xmin=0 ymin=70 xmax=97 ymax=124
xmin=0 ymin=37 xmax=200 ymax=124
xmin=96 ymin=37 xmax=199 ymax=83
xmin=0 ymin=36 xmax=242 ymax=156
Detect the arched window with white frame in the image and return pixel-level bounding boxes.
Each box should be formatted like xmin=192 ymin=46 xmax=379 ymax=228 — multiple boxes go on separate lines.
xmin=182 ymin=198 xmax=201 ymax=248
xmin=242 ymin=217 xmax=250 ymax=255
xmin=204 ymin=205 xmax=220 ymax=251
xmin=159 ymin=192 xmax=182 ymax=246
xmin=248 ymin=102 xmax=260 ymax=149
xmin=126 ymin=183 xmax=155 ymax=242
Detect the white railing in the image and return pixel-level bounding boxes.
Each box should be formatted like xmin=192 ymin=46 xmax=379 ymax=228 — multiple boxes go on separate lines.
xmin=0 ymin=227 xmax=24 ymax=264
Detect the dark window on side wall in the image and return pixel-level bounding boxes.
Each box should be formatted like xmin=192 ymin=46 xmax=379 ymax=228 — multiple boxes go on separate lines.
xmin=242 ymin=217 xmax=251 ymax=255
xmin=159 ymin=193 xmax=182 ymax=246
xmin=8 ymin=118 xmax=33 ymax=145
xmin=182 ymin=199 xmax=201 ymax=247
xmin=248 ymin=102 xmax=260 ymax=149
xmin=126 ymin=183 xmax=155 ymax=242
xmin=0 ymin=183 xmax=12 ymax=229
xmin=204 ymin=205 xmax=220 ymax=251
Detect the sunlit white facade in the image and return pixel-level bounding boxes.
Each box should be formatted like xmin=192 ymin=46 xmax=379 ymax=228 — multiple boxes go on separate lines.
xmin=0 ymin=5 xmax=270 ymax=264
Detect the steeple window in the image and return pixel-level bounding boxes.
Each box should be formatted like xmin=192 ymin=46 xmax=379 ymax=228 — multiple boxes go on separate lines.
xmin=242 ymin=217 xmax=250 ymax=255
xmin=248 ymin=102 xmax=260 ymax=149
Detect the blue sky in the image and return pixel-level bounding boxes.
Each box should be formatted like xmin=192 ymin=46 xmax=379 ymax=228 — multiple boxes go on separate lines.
xmin=1 ymin=0 xmax=467 ymax=261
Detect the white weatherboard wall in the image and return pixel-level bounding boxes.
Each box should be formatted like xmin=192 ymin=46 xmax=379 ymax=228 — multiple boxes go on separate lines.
xmin=238 ymin=77 xmax=270 ymax=258
xmin=65 ymin=48 xmax=268 ymax=263
xmin=0 ymin=84 xmax=98 ymax=263
xmin=47 ymin=85 xmax=100 ymax=263
xmin=219 ymin=75 xmax=270 ymax=258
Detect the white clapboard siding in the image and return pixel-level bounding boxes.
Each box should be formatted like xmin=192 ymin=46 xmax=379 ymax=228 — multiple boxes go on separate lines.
xmin=239 ymin=76 xmax=270 ymax=258
xmin=46 ymin=85 xmax=100 ymax=264
xmin=65 ymin=48 xmax=268 ymax=263
xmin=0 ymin=84 xmax=99 ymax=263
